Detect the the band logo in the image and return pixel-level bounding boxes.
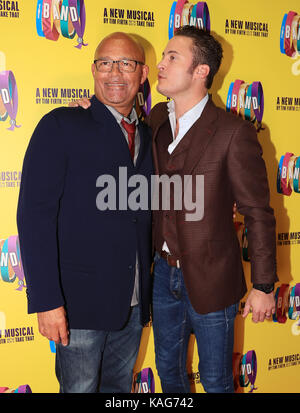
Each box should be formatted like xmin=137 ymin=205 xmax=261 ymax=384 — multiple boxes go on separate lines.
xmin=273 ymin=283 xmax=300 ymax=325
xmin=132 ymin=367 xmax=155 ymax=393
xmin=168 ymin=1 xmax=210 ymax=39
xmin=280 ymin=11 xmax=300 ymax=57
xmin=0 ymin=70 xmax=20 ymax=131
xmin=277 ymin=152 xmax=300 ymax=195
xmin=0 ymin=236 xmax=25 ymax=291
xmin=136 ymin=79 xmax=151 ymax=119
xmin=36 ymin=0 xmax=87 ymax=49
xmin=233 ymin=350 xmax=257 ymax=393
xmin=226 ymin=80 xmax=264 ymax=131
xmin=0 ymin=385 xmax=32 ymax=393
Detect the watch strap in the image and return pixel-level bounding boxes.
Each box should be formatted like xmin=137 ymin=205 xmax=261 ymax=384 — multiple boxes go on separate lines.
xmin=253 ymin=283 xmax=274 ymax=293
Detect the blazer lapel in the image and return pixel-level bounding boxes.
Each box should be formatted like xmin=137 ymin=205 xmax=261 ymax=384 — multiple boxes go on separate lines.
xmin=135 ymin=122 xmax=148 ymax=169
xmin=151 ymin=109 xmax=170 ymax=174
xmin=149 ymin=98 xmax=219 ymax=175
xmin=182 ymin=98 xmax=218 ymax=175
xmin=90 ymin=96 xmax=137 ymax=166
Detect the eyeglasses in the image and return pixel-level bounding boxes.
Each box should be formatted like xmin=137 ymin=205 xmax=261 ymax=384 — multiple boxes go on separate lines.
xmin=94 ymin=59 xmax=144 ymax=73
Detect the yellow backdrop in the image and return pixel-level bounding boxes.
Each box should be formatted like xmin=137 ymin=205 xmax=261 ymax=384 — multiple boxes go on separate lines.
xmin=0 ymin=0 xmax=299 ymax=393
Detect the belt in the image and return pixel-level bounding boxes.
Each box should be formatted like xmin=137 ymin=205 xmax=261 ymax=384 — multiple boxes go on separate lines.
xmin=160 ymin=250 xmax=180 ymax=268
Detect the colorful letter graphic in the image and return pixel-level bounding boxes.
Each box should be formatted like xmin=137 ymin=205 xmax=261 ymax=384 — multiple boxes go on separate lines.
xmin=273 ymin=283 xmax=300 ymax=324
xmin=36 ymin=0 xmax=87 ymax=48
xmin=280 ymin=11 xmax=300 ymax=57
xmin=0 ymin=385 xmax=32 ymax=393
xmin=132 ymin=367 xmax=155 ymax=393
xmin=0 ymin=70 xmax=20 ymax=131
xmin=277 ymin=152 xmax=300 ymax=195
xmin=168 ymin=1 xmax=210 ymax=39
xmin=136 ymin=79 xmax=152 ymax=119
xmin=233 ymin=351 xmax=257 ymax=393
xmin=0 ymin=236 xmax=25 ymax=291
xmin=226 ymin=80 xmax=264 ymax=131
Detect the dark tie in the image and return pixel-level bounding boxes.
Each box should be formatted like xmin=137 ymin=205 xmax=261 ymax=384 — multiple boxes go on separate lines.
xmin=121 ymin=118 xmax=136 ymax=160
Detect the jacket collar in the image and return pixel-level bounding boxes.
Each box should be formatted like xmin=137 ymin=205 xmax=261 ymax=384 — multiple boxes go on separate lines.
xmin=182 ymin=97 xmax=218 ymax=175
xmin=152 ymin=97 xmax=218 ymax=174
xmin=89 ymin=95 xmax=148 ymax=169
xmin=90 ymin=95 xmax=117 ymax=124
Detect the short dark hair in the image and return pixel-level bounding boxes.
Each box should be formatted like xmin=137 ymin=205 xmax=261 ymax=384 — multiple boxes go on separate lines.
xmin=174 ymin=26 xmax=223 ymax=89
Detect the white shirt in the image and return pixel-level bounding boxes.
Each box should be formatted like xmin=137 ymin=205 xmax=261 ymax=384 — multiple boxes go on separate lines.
xmin=167 ymin=94 xmax=209 ymax=154
xmin=162 ymin=94 xmax=209 ymax=254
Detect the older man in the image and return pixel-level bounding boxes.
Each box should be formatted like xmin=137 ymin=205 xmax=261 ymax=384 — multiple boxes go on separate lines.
xmin=17 ymin=33 xmax=153 ymax=393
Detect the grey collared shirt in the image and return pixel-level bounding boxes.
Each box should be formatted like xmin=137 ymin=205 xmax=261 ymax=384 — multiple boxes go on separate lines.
xmin=105 ymin=104 xmax=140 ymax=306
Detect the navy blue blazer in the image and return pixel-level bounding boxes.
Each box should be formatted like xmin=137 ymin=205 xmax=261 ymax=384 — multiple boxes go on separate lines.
xmin=17 ymin=96 xmax=154 ymax=331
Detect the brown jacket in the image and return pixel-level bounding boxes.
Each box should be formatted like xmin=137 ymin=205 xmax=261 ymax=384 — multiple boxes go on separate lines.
xmin=148 ymin=97 xmax=278 ymax=314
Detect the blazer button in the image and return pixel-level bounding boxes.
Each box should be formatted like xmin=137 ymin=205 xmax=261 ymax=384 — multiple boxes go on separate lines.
xmin=128 ymin=265 xmax=133 ymax=270
xmin=132 ymin=218 xmax=137 ymax=223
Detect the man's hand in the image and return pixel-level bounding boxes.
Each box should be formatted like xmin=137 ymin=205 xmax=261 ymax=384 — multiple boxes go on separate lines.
xmin=37 ymin=306 xmax=69 ymax=346
xmin=242 ymin=288 xmax=276 ymax=322
xmin=69 ymin=98 xmax=91 ymax=109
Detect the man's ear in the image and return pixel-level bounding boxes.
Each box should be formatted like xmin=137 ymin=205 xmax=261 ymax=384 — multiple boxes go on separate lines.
xmin=140 ymin=64 xmax=150 ymax=85
xmin=91 ymin=63 xmax=96 ymax=78
xmin=194 ymin=64 xmax=210 ymax=81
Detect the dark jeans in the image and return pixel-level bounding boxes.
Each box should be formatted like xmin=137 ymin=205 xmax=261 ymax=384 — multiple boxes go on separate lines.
xmin=55 ymin=305 xmax=142 ymax=393
xmin=152 ymin=253 xmax=238 ymax=393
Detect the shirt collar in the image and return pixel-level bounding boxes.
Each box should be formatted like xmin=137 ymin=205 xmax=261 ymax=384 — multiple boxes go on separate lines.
xmin=167 ymin=94 xmax=209 ymax=122
xmin=105 ymin=104 xmax=138 ymax=125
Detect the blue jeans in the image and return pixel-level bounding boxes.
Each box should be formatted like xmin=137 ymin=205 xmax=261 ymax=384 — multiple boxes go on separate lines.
xmin=55 ymin=305 xmax=142 ymax=393
xmin=152 ymin=254 xmax=238 ymax=393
